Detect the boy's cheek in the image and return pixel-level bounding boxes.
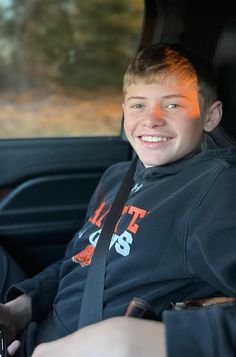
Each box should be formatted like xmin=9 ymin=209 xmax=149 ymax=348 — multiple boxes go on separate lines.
xmin=123 ymin=119 xmax=131 ymax=137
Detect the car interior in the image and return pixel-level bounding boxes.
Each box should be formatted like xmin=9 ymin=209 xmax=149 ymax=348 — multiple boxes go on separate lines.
xmin=205 ymin=18 xmax=236 ymax=149
xmin=0 ymin=0 xmax=236 ymax=277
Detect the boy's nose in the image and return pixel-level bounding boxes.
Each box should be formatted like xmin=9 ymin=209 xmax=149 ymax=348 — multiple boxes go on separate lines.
xmin=143 ymin=107 xmax=166 ymax=127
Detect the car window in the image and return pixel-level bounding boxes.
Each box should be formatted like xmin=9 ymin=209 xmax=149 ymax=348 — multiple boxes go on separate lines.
xmin=0 ymin=0 xmax=143 ymax=139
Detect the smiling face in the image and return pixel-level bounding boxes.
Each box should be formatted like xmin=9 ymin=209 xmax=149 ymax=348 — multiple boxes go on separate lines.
xmin=123 ymin=81 xmax=220 ymax=167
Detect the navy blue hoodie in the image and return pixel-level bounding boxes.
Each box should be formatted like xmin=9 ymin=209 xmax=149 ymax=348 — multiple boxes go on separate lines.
xmin=164 ymin=301 xmax=236 ymax=356
xmin=8 ymin=148 xmax=236 ymax=346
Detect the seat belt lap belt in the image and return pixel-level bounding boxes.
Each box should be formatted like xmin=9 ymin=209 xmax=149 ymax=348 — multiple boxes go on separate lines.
xmin=78 ymin=156 xmax=138 ymax=329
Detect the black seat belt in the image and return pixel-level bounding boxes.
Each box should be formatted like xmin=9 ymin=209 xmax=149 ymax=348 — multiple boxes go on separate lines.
xmin=78 ymin=156 xmax=138 ymax=329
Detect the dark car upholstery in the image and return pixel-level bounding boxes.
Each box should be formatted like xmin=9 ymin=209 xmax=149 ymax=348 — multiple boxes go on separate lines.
xmin=204 ymin=19 xmax=236 ymax=148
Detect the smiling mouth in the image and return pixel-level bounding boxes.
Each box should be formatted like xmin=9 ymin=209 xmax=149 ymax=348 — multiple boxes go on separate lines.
xmin=140 ymin=136 xmax=172 ymax=143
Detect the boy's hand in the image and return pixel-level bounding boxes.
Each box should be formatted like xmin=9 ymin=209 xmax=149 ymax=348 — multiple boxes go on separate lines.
xmin=0 ymin=303 xmax=17 ymax=345
xmin=0 ymin=294 xmax=32 ymax=347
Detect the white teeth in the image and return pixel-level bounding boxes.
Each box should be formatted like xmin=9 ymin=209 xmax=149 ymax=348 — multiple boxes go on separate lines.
xmin=141 ymin=136 xmax=169 ymax=142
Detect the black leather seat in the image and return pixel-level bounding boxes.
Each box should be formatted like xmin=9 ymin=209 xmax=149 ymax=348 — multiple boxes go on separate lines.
xmin=204 ymin=19 xmax=236 ymax=149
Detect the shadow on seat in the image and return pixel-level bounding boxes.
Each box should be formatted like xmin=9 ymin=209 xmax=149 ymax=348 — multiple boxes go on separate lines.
xmin=203 ymin=19 xmax=236 ymax=149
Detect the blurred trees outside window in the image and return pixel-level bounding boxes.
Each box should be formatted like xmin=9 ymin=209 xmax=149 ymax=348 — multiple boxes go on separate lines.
xmin=0 ymin=0 xmax=143 ymax=138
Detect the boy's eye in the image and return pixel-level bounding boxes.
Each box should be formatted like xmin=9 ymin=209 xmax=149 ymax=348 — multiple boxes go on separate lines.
xmin=165 ymin=103 xmax=180 ymax=109
xmin=131 ymin=103 xmax=145 ymax=109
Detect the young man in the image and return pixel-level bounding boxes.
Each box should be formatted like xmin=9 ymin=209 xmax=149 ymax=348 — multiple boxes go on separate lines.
xmin=1 ymin=43 xmax=236 ymax=357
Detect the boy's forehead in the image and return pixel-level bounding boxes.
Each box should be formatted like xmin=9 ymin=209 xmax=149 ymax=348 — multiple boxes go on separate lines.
xmin=124 ymin=70 xmax=197 ymax=88
xmin=124 ymin=79 xmax=198 ymax=98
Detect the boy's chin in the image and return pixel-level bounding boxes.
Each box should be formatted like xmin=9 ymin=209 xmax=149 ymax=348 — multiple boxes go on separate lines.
xmin=142 ymin=158 xmax=170 ymax=168
xmin=138 ymin=152 xmax=172 ymax=167
xmin=140 ymin=150 xmax=196 ymax=167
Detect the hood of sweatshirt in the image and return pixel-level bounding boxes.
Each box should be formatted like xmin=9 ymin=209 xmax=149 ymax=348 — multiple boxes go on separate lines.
xmin=134 ymin=147 xmax=236 ymax=182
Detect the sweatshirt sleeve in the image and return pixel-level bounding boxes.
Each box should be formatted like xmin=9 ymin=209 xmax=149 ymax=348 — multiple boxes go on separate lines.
xmin=5 ymin=213 xmax=83 ymax=321
xmin=6 ymin=259 xmax=62 ymax=321
xmin=186 ymin=166 xmax=236 ymax=296
xmin=163 ymin=302 xmax=236 ymax=357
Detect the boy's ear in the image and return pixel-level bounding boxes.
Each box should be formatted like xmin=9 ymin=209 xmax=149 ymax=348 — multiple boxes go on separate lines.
xmin=204 ymin=101 xmax=223 ymax=133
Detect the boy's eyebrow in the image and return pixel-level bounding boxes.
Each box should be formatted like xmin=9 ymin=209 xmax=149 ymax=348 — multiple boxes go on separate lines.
xmin=126 ymin=94 xmax=189 ymax=102
xmin=161 ymin=94 xmax=189 ymax=100
xmin=126 ymin=96 xmax=146 ymax=102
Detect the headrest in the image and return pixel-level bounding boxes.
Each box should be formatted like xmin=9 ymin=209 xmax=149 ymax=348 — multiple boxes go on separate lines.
xmin=207 ymin=19 xmax=236 ymax=147
xmin=213 ymin=19 xmax=236 ymax=71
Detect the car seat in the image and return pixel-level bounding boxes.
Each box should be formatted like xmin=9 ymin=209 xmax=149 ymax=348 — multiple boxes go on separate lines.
xmin=203 ymin=19 xmax=236 ymax=149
